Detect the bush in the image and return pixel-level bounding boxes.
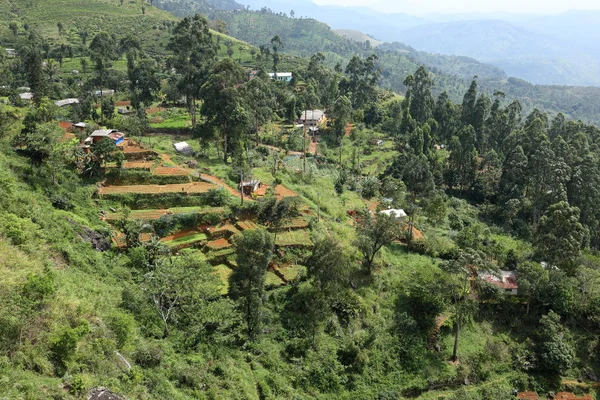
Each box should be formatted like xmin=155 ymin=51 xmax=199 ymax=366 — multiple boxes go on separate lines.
xmin=205 ymin=188 xmax=231 ymax=207
xmin=107 ymin=311 xmax=135 ymax=349
xmin=134 ymin=341 xmax=163 ymax=368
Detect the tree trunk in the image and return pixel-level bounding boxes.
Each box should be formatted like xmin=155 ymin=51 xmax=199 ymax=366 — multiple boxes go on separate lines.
xmin=223 ymin=131 xmax=228 ymax=163
xmin=452 ymin=318 xmax=460 ymax=362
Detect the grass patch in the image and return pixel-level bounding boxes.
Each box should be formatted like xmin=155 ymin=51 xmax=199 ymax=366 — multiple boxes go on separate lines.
xmin=213 ymin=264 xmax=233 ymax=295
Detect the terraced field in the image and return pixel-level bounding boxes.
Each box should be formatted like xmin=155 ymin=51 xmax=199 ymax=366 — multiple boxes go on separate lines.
xmin=98 ymin=182 xmax=216 ymax=195
xmin=275 ymin=230 xmax=313 ymax=248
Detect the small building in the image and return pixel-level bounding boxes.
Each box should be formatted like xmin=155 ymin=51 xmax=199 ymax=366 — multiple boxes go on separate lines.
xmin=173 ymin=142 xmax=193 ymax=155
xmin=19 ymin=92 xmax=34 ymax=101
xmin=298 ymin=110 xmax=325 ymax=127
xmin=93 ymin=89 xmax=115 ymax=97
xmin=240 ymin=180 xmax=262 ymax=196
xmin=268 ymin=72 xmax=293 ymax=82
xmin=371 ymin=139 xmax=384 ymax=146
xmin=74 ymin=122 xmax=87 ymax=131
xmin=55 ymin=98 xmax=80 ymax=107
xmin=84 ymin=129 xmax=125 ymax=146
xmin=117 ymin=106 xmax=135 ymax=115
xmin=5 ymin=48 xmax=16 ymax=58
xmin=478 ymin=270 xmax=518 ymax=295
xmin=380 ymin=209 xmax=407 ymax=219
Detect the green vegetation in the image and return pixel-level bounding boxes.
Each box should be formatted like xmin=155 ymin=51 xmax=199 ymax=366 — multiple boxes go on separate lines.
xmin=1 ymin=1 xmax=600 ymax=399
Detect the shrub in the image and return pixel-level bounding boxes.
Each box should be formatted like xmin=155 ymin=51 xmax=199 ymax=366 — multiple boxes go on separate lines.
xmin=134 ymin=341 xmax=163 ymax=368
xmin=107 ymin=311 xmax=135 ymax=349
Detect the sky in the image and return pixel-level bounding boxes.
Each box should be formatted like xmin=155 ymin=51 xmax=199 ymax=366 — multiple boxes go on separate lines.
xmin=311 ymin=0 xmax=600 ymax=15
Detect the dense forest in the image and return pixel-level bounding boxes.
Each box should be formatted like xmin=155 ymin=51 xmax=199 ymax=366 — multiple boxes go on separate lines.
xmin=0 ymin=0 xmax=600 ymax=399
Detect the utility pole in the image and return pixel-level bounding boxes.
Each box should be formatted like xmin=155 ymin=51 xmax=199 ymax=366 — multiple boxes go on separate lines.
xmin=240 ymin=172 xmax=244 ymax=206
xmin=303 ymin=110 xmax=307 ymax=173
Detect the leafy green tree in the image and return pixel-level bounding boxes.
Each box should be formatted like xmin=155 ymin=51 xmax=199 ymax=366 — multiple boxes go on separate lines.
xmin=331 ymin=95 xmax=352 ymax=165
xmin=404 ymin=66 xmax=434 ymax=124
xmin=200 ymin=58 xmax=248 ymax=162
xmin=447 ymin=125 xmax=478 ymax=191
xmin=528 ymin=141 xmax=570 ymax=228
xmin=442 ymin=249 xmax=483 ymax=361
xmin=517 ymin=261 xmax=549 ymax=315
xmin=89 ymin=32 xmax=117 ymax=96
xmin=270 ymin=34 xmax=283 ymax=73
xmin=167 ymin=14 xmax=217 ymax=127
xmin=355 ymin=211 xmax=399 ymax=274
xmin=230 ymin=228 xmax=274 ymax=339
xmin=339 ymin=54 xmax=380 ymax=109
xmin=461 ymin=78 xmax=478 ymax=128
xmin=473 ymin=93 xmax=491 ymax=151
xmin=126 ymin=50 xmax=160 ymax=116
xmin=307 ymin=236 xmax=353 ymax=295
xmin=536 ymin=201 xmax=587 ymax=269
xmin=536 ymin=311 xmax=575 ymax=375
xmin=20 ymin=34 xmax=47 ymax=103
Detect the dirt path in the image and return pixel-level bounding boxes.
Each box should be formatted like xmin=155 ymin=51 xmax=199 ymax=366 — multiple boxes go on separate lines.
xmin=308 ymin=141 xmax=318 ymax=154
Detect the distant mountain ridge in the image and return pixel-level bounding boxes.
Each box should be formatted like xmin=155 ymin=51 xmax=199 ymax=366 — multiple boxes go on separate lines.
xmin=226 ymin=0 xmax=600 ymax=87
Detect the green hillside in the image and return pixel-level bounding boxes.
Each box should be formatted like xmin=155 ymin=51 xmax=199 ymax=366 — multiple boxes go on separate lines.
xmin=2 ymin=1 xmax=600 ymax=399
xmin=335 ymin=29 xmax=383 ymax=47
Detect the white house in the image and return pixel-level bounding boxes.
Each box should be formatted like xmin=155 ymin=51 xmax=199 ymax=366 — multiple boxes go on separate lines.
xmin=173 ymin=142 xmax=193 ymax=155
xmin=380 ymin=209 xmax=407 ymax=219
xmin=268 ymin=72 xmax=293 ymax=82
xmin=55 ymin=98 xmax=80 ymax=107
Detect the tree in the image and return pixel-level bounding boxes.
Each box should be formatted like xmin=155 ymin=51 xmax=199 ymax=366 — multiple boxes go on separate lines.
xmin=89 ymin=32 xmax=117 ymax=96
xmin=461 ymin=78 xmax=478 ymax=127
xmin=270 ymin=34 xmax=283 ymax=73
xmin=167 ymin=14 xmax=217 ymax=127
xmin=535 ymin=201 xmax=587 ymax=269
xmin=441 ymin=249 xmax=482 ymax=361
xmin=339 ymin=54 xmax=380 ymax=109
xmin=307 ymin=236 xmax=353 ymax=295
xmin=447 ymin=125 xmax=478 ymax=191
xmin=200 ymin=58 xmax=248 ymax=162
xmin=20 ymin=34 xmax=47 ymax=103
xmin=229 ymin=229 xmax=274 ymax=339
xmin=404 ymin=66 xmax=434 ymax=124
xmin=331 ymin=95 xmax=352 ymax=165
xmin=517 ymin=261 xmax=549 ymax=315
xmin=142 ymin=255 xmax=223 ymax=337
xmin=126 ymin=50 xmax=160 ymax=117
xmin=9 ymin=22 xmax=18 ymax=36
xmin=536 ymin=311 xmax=575 ymax=375
xmin=355 ymin=211 xmax=400 ymax=274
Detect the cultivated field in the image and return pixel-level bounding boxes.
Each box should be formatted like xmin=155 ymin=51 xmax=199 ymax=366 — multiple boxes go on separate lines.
xmin=98 ymin=182 xmax=216 ymax=195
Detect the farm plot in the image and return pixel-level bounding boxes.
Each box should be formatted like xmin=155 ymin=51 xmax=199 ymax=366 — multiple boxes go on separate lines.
xmin=236 ymin=220 xmax=260 ymax=231
xmin=275 ymin=230 xmax=313 ymax=248
xmin=273 ymin=264 xmax=303 ymax=282
xmin=265 ymin=271 xmax=284 ymax=287
xmin=207 ymin=224 xmax=240 ymax=239
xmin=280 ymin=216 xmax=309 ymax=230
xmin=274 ymin=184 xmax=298 ymax=198
xmin=153 ymin=166 xmax=191 ymax=176
xmin=206 ymin=238 xmax=233 ymax=251
xmin=160 ymin=230 xmax=208 ymax=248
xmin=98 ymin=182 xmax=216 ymax=195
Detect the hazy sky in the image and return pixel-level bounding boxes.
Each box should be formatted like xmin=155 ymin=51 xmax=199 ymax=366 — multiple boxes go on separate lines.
xmin=311 ymin=0 xmax=600 ymax=15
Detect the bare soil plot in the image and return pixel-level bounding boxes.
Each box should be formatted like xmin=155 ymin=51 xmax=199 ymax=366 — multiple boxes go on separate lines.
xmin=153 ymin=166 xmax=190 ymax=176
xmin=206 ymin=238 xmax=233 ymax=251
xmin=274 ymin=185 xmax=297 ymax=198
xmin=98 ymin=181 xmax=216 ymax=195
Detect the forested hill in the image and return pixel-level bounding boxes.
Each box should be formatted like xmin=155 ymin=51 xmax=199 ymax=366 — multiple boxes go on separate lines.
xmin=154 ymin=1 xmax=600 ymax=125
